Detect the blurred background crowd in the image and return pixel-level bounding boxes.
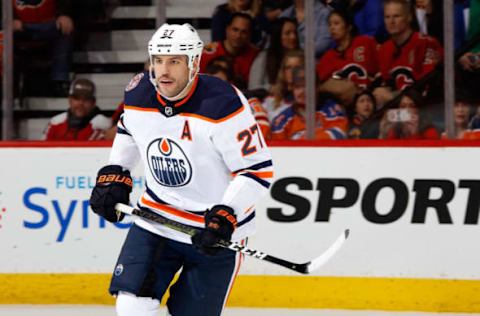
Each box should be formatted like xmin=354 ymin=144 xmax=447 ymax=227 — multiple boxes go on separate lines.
xmin=1 ymin=0 xmax=480 ymax=141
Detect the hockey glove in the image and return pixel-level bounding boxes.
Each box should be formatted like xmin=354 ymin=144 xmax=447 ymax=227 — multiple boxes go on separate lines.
xmin=89 ymin=165 xmax=132 ymax=222
xmin=192 ymin=205 xmax=237 ymax=255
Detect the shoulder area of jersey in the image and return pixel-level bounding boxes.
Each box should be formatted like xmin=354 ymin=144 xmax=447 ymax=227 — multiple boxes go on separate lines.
xmin=125 ymin=71 xmax=148 ymax=93
xmin=122 ymin=71 xmax=153 ymax=107
xmin=191 ymin=75 xmax=246 ymax=122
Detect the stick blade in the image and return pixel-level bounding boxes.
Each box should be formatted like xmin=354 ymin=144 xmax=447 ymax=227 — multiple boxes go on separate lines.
xmin=305 ymin=229 xmax=349 ymax=274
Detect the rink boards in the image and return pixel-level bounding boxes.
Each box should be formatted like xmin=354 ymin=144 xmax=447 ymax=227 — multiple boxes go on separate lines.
xmin=0 ymin=141 xmax=480 ymax=312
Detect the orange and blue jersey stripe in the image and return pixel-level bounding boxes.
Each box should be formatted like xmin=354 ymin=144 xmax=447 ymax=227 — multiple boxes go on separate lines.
xmin=231 ymin=160 xmax=273 ymax=188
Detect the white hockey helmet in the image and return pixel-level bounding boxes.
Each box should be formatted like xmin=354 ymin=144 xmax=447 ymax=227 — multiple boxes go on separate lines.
xmin=148 ymin=23 xmax=204 ymax=80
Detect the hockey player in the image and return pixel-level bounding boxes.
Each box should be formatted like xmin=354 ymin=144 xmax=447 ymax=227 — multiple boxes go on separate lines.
xmin=89 ymin=23 xmax=273 ymax=316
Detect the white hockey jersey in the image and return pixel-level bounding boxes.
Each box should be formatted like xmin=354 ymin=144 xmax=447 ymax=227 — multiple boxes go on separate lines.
xmin=109 ymin=72 xmax=274 ymax=244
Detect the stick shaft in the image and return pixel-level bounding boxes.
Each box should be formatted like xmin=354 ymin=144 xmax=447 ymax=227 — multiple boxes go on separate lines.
xmin=115 ymin=203 xmax=346 ymax=274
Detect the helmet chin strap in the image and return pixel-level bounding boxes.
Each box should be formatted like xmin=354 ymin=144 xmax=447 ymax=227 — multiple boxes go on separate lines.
xmin=149 ymin=65 xmax=198 ymax=102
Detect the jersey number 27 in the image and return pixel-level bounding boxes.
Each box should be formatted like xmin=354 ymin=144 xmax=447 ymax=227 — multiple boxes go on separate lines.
xmin=237 ymin=124 xmax=264 ymax=156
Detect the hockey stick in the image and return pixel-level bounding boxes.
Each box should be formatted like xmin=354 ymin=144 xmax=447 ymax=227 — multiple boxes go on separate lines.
xmin=115 ymin=203 xmax=349 ymax=274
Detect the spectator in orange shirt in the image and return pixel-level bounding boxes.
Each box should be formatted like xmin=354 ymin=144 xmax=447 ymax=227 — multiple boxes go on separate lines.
xmin=201 ymin=12 xmax=260 ymax=88
xmin=247 ymin=96 xmax=271 ymax=140
xmin=270 ymin=66 xmax=348 ymax=140
xmin=442 ymin=95 xmax=480 ymax=140
xmin=43 ymin=78 xmax=111 ymax=140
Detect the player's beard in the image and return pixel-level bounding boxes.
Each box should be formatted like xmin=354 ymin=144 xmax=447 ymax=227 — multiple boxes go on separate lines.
xmin=158 ymin=76 xmax=196 ymax=101
xmin=158 ymin=76 xmax=189 ymax=99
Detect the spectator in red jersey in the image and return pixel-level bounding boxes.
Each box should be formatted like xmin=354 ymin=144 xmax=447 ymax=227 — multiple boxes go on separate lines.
xmin=317 ymin=9 xmax=379 ymax=107
xmin=348 ymin=90 xmax=376 ymax=139
xmin=13 ymin=0 xmax=74 ymax=96
xmin=210 ymin=0 xmax=270 ymax=48
xmin=379 ymin=89 xmax=439 ymax=139
xmin=201 ymin=12 xmax=260 ymax=88
xmin=43 ymin=78 xmax=111 ymax=140
xmin=249 ymin=17 xmax=299 ymax=91
xmin=270 ymin=66 xmax=348 ymax=140
xmin=373 ymin=0 xmax=442 ymax=108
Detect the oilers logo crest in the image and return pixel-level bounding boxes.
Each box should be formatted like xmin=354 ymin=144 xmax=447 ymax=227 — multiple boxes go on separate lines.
xmin=147 ymin=138 xmax=192 ymax=187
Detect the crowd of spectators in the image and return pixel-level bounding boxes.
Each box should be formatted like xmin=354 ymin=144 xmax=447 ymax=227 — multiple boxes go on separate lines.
xmin=2 ymin=0 xmax=480 ymax=141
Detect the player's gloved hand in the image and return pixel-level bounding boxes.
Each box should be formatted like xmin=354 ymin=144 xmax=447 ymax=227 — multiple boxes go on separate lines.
xmin=89 ymin=165 xmax=132 ymax=222
xmin=192 ymin=205 xmax=237 ymax=255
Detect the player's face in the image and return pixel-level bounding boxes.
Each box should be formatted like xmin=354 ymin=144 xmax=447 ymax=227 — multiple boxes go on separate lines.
xmin=399 ymin=95 xmax=416 ymax=109
xmin=281 ymin=21 xmax=297 ymax=50
xmin=384 ymin=3 xmax=411 ymax=36
xmin=69 ymin=96 xmax=95 ymax=118
xmin=152 ymin=55 xmax=189 ymax=97
xmin=226 ymin=17 xmax=251 ymax=50
xmin=328 ymin=13 xmax=349 ymax=42
xmin=355 ymin=94 xmax=374 ymax=118
xmin=454 ymin=101 xmax=471 ymax=126
xmin=283 ymin=56 xmax=303 ymax=85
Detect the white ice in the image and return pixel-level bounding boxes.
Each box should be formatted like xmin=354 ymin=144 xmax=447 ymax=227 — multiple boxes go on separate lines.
xmin=0 ymin=306 xmax=478 ymax=316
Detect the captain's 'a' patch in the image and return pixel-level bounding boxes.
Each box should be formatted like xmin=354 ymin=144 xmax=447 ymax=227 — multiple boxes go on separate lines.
xmin=181 ymin=120 xmax=192 ymax=141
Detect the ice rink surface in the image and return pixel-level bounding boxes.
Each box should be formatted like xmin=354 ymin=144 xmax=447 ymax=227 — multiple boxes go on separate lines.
xmin=0 ymin=306 xmax=478 ymax=316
